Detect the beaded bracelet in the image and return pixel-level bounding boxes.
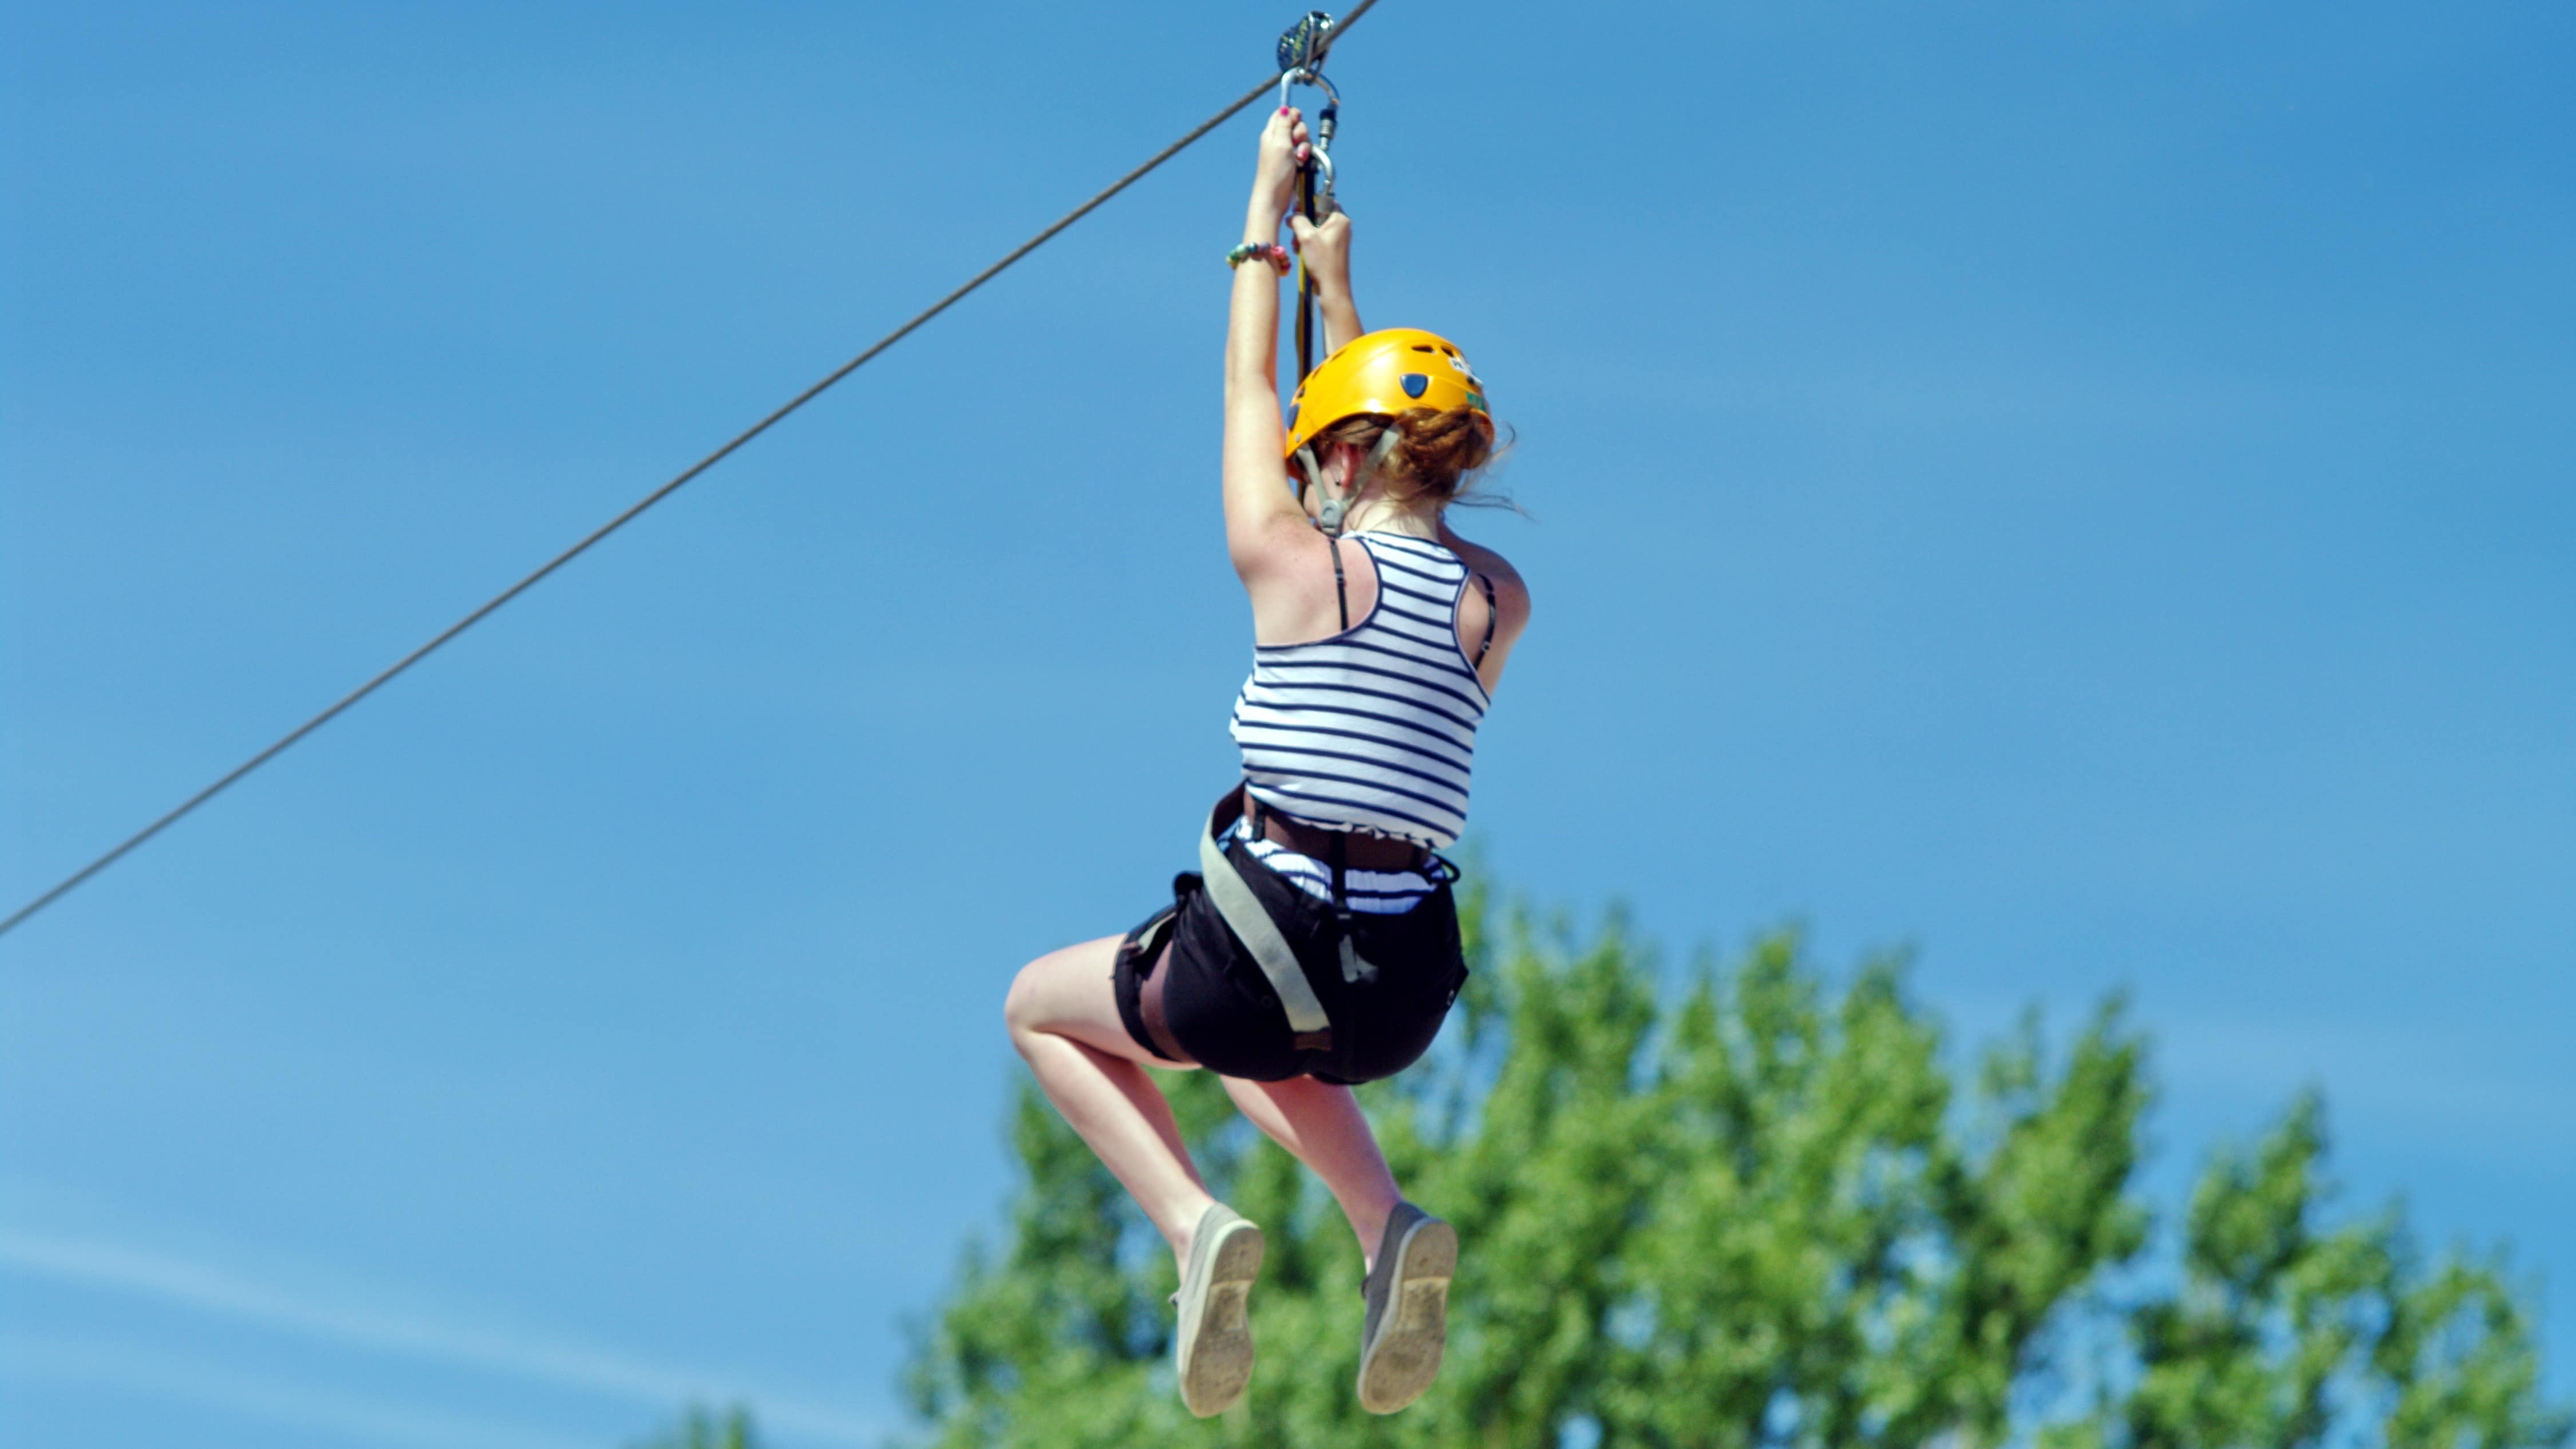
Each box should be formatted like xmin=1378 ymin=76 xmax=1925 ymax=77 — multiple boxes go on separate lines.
xmin=1226 ymin=242 xmax=1293 ymax=274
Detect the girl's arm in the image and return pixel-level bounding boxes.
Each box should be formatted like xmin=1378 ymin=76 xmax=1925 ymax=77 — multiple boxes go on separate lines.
xmin=1293 ymin=210 xmax=1362 ymax=353
xmin=1223 ymin=110 xmax=1316 ymax=585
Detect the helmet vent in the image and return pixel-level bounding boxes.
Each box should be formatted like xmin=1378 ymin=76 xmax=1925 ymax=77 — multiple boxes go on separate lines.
xmin=1409 ymin=344 xmax=1436 ymax=352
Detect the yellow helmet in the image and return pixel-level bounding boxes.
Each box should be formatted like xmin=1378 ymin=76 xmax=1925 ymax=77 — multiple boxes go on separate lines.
xmin=1284 ymin=327 xmax=1490 ymax=461
xmin=1282 ymin=328 xmax=1491 ymax=534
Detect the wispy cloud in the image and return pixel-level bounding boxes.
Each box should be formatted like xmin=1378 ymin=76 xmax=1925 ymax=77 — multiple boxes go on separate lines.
xmin=0 ymin=1230 xmax=884 ymax=1447
xmin=0 ymin=1335 xmax=591 ymax=1449
xmin=1935 ymin=992 xmax=2576 ymax=1169
xmin=2149 ymin=1016 xmax=2576 ymax=1160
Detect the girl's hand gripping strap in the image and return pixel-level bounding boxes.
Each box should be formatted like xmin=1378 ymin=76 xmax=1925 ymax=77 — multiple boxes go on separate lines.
xmin=1198 ymin=793 xmax=1337 ymax=1051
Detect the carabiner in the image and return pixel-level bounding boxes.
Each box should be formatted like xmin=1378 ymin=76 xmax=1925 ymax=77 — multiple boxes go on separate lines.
xmin=1274 ymin=64 xmax=1341 ymax=208
xmin=1275 ymin=65 xmax=1342 ymax=123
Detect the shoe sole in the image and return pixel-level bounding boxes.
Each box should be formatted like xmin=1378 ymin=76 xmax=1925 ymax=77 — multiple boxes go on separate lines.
xmin=1178 ymin=1219 xmax=1266 ymax=1418
xmin=1357 ymin=1216 xmax=1456 ymax=1414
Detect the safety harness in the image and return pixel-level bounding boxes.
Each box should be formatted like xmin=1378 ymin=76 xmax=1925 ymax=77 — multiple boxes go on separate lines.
xmin=1197 ymin=794 xmax=1354 ymax=1052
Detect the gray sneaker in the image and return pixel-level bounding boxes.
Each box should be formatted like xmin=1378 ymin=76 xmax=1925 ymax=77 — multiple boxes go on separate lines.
xmin=1174 ymin=1202 xmax=1265 ymax=1417
xmin=1356 ymin=1202 xmax=1457 ymax=1414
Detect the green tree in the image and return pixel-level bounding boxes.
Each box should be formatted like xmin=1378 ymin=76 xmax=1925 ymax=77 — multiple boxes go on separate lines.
xmin=630 ymin=1405 xmax=762 ymax=1449
xmin=906 ymin=884 xmax=2567 ymax=1448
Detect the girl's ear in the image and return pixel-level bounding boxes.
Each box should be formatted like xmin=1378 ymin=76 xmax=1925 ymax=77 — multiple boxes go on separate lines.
xmin=1330 ymin=440 xmax=1364 ymax=488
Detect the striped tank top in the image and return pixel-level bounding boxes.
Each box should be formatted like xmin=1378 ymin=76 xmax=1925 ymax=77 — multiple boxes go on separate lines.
xmin=1229 ymin=531 xmax=1491 ymax=850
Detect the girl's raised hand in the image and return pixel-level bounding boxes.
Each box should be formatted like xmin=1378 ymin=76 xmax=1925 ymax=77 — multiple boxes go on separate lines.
xmin=1289 ymin=208 xmax=1352 ymax=290
xmin=1254 ymin=107 xmax=1311 ymax=220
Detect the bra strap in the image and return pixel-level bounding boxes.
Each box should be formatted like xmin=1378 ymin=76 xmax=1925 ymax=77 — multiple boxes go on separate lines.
xmin=1331 ymin=535 xmax=1349 ymax=632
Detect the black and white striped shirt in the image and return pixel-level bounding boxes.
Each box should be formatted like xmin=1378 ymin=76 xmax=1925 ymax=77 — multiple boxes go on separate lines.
xmin=1230 ymin=532 xmax=1491 ymax=850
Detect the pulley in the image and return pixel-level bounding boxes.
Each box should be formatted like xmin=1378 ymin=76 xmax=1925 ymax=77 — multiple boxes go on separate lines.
xmin=1276 ymin=9 xmax=1334 ymax=74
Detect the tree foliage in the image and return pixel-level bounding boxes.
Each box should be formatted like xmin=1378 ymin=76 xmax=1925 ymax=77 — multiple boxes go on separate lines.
xmin=630 ymin=1405 xmax=762 ymax=1449
xmin=905 ymin=885 xmax=2566 ymax=1448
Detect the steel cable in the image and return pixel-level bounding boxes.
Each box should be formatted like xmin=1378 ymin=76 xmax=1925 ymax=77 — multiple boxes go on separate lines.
xmin=1 ymin=0 xmax=1378 ymax=939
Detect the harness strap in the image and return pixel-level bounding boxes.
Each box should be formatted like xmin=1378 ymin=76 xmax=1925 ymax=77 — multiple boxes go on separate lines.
xmin=1331 ymin=535 xmax=1349 ymax=631
xmin=1130 ymin=910 xmax=1192 ymax=1064
xmin=1138 ymin=963 xmax=1190 ymax=1063
xmin=1199 ymin=794 xmax=1337 ymax=1051
xmin=1325 ymin=825 xmax=1377 ymax=985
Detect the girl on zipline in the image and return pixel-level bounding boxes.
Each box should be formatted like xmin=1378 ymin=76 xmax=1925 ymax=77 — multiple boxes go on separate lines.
xmin=1003 ymin=104 xmax=1528 ymax=1419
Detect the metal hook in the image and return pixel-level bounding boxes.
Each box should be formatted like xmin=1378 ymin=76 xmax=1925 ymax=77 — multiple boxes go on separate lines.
xmin=1274 ymin=65 xmax=1341 ymax=206
xmin=1275 ymin=65 xmax=1342 ymax=117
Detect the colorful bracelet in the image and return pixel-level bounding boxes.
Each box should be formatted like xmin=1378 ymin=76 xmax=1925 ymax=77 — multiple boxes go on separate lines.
xmin=1226 ymin=242 xmax=1293 ymax=274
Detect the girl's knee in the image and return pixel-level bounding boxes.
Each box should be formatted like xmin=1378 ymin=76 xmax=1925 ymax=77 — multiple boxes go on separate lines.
xmin=1002 ymin=937 xmax=1131 ymax=1057
xmin=1004 ymin=943 xmax=1093 ymax=1037
xmin=1002 ymin=958 xmax=1048 ymax=1039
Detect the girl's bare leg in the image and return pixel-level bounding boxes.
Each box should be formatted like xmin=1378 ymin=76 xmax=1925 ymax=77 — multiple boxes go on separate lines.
xmin=1220 ymin=1075 xmax=1404 ymax=1270
xmin=1003 ymin=937 xmax=1215 ymax=1271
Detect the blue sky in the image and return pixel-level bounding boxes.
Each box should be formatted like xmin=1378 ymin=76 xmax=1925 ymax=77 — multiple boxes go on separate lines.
xmin=3 ymin=2 xmax=2570 ymax=1445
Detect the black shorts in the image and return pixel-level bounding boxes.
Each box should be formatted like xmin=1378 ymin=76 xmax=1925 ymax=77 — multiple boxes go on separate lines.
xmin=1111 ymin=836 xmax=1469 ymax=1087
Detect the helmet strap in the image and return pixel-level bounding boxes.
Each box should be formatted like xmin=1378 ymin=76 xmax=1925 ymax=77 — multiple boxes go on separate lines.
xmin=1297 ymin=431 xmax=1403 ymax=538
xmin=1290 ymin=445 xmax=1333 ymax=530
xmin=1334 ymin=431 xmax=1405 ymax=535
xmin=1359 ymin=428 xmax=1404 ymax=489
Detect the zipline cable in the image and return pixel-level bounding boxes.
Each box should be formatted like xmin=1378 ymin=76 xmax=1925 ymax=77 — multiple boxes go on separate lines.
xmin=0 ymin=0 xmax=1380 ymax=941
